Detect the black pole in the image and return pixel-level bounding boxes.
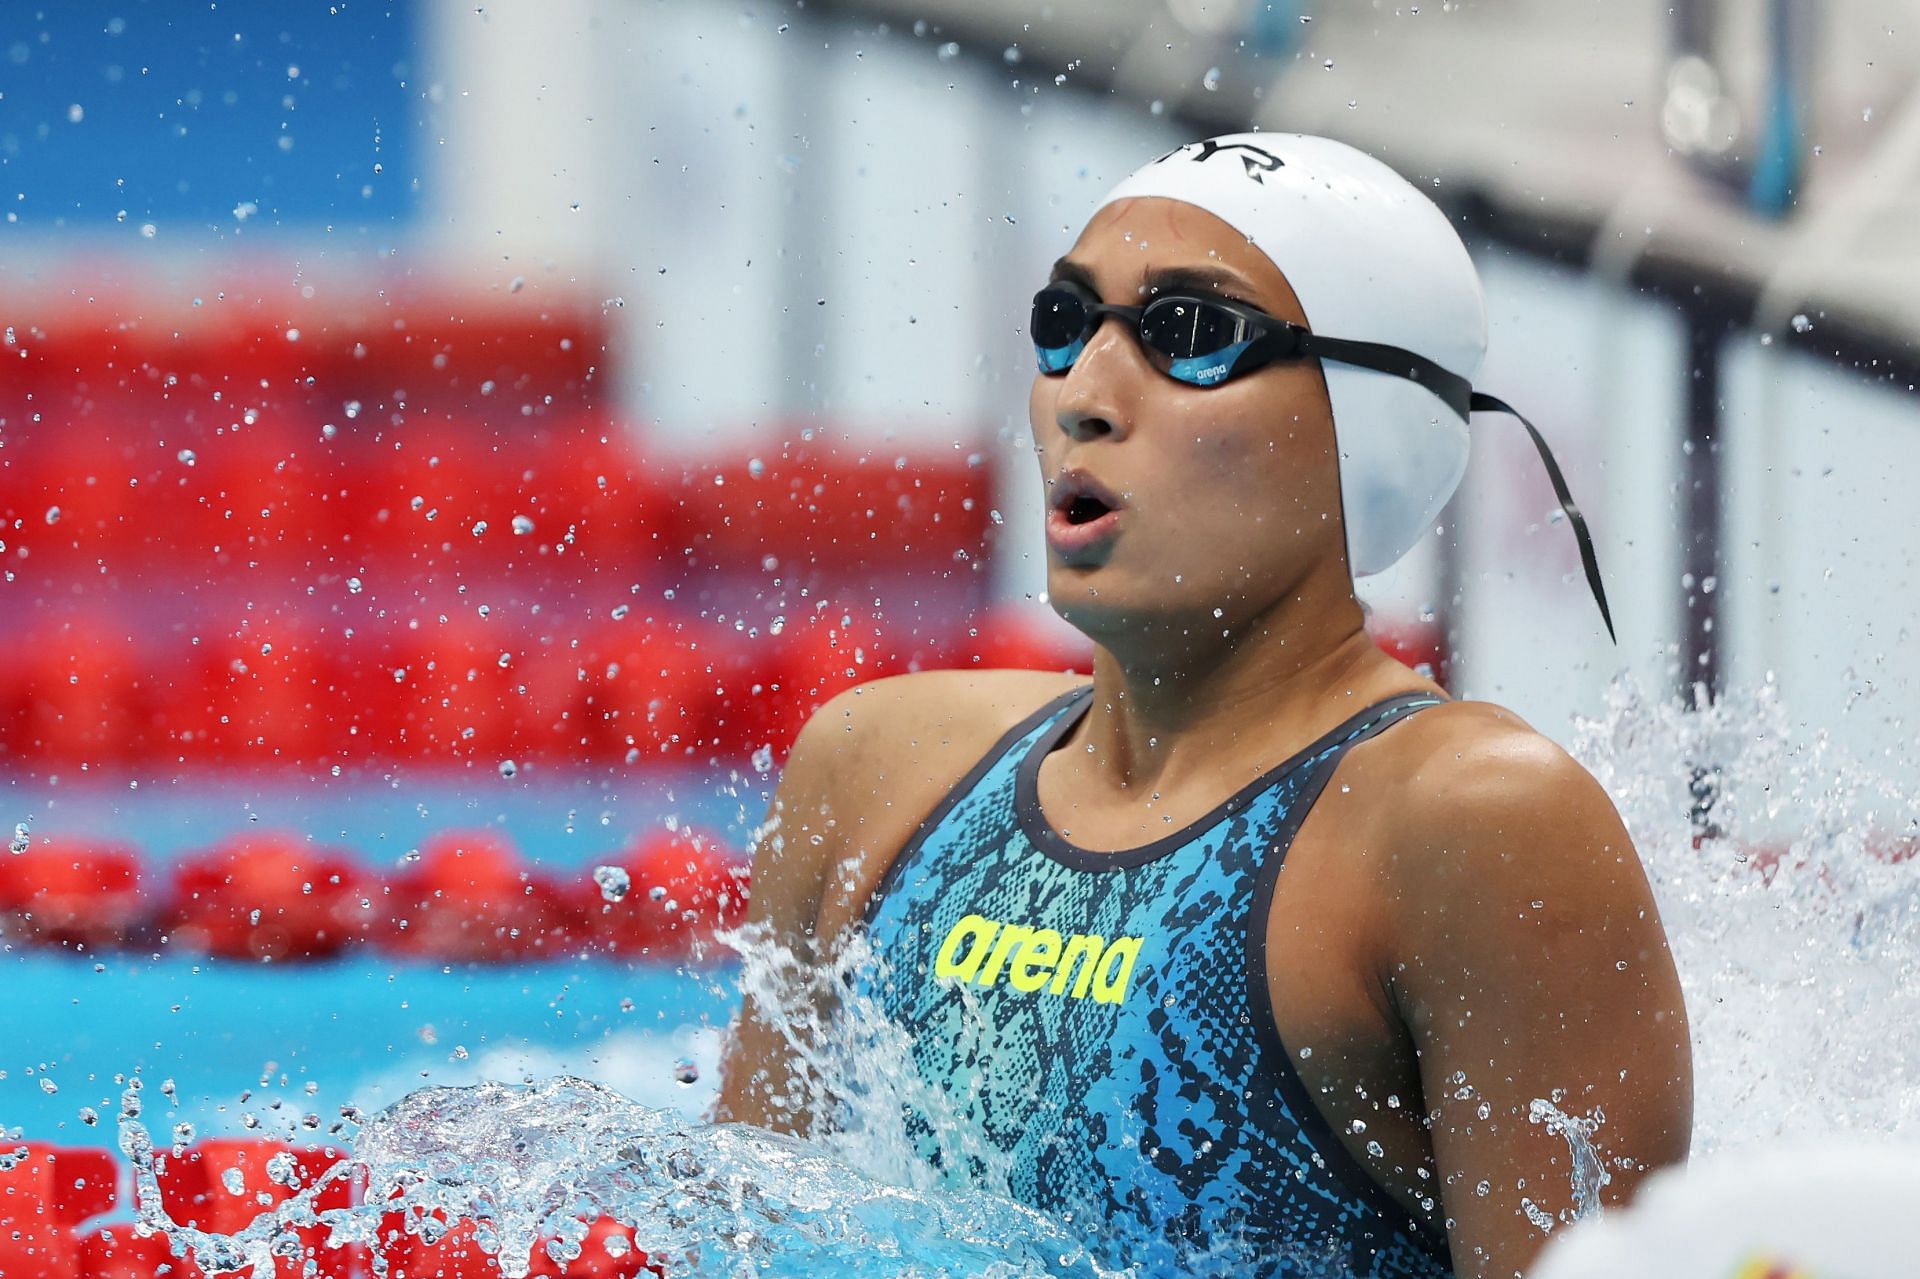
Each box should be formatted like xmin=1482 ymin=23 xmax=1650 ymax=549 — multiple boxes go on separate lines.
xmin=1680 ymin=313 xmax=1725 ymax=705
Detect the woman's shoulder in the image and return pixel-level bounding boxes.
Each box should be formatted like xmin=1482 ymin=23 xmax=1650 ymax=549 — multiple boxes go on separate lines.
xmin=800 ymin=666 xmax=1088 ymax=756
xmin=778 ymin=667 xmax=1090 ymax=938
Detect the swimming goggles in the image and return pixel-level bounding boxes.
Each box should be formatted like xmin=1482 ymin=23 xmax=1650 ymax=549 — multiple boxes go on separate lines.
xmin=1029 ymin=278 xmax=1618 ymax=643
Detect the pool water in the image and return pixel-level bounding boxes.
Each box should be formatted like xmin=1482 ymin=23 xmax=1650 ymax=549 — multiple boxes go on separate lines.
xmin=3 ymin=953 xmax=734 ymax=1144
xmin=7 ymin=671 xmax=1920 ymax=1278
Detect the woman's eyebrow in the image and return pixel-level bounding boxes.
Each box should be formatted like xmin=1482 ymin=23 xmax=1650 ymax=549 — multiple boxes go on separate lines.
xmin=1142 ymin=264 xmax=1259 ymax=301
xmin=1048 ymin=258 xmax=1097 ymax=288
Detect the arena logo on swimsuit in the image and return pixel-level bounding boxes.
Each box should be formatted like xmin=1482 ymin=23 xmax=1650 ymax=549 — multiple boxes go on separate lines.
xmin=932 ymin=913 xmax=1145 ymax=1004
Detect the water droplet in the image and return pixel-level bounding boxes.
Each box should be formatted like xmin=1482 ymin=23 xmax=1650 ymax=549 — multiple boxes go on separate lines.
xmin=593 ymin=865 xmax=632 ymax=903
xmin=347 ymin=577 xmax=364 ymax=594
xmin=10 ymin=823 xmax=29 ymax=854
xmin=511 ymin=514 xmax=535 ymax=535
xmin=1201 ymin=66 xmax=1222 ymax=91
xmin=1791 ymin=313 xmax=1813 ymax=333
xmin=936 ymin=41 xmax=960 ymax=61
xmin=672 ymin=1059 xmax=700 ymax=1085
xmin=1347 ymin=1118 xmax=1367 ymax=1135
xmin=44 ymin=506 xmax=61 ymax=526
xmin=221 ymin=1167 xmax=247 ymax=1195
xmin=177 ymin=449 xmax=197 ymax=466
xmin=751 ymin=744 xmax=775 ymax=776
xmin=499 ymin=759 xmax=519 ymax=778
xmin=38 ymin=1077 xmax=57 ymax=1095
xmin=611 ymin=604 xmax=631 ymax=621
xmin=471 ymin=520 xmax=489 ymax=537
xmin=648 ymin=885 xmax=668 ymax=902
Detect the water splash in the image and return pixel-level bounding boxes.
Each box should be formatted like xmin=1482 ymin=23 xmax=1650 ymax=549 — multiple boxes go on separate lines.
xmin=1568 ymin=669 xmax=1920 ymax=1152
xmin=104 ymin=666 xmax=1920 ymax=1277
xmin=118 ymin=1075 xmax=1121 ymax=1279
xmin=1527 ymin=1099 xmax=1610 ymax=1223
xmin=711 ymin=918 xmax=1018 ymax=1197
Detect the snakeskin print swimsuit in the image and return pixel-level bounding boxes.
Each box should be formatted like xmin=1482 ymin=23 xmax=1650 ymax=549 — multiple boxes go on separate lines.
xmin=858 ymin=684 xmax=1454 ymax=1277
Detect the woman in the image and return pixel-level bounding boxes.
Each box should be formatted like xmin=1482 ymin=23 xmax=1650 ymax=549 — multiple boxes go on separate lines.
xmin=716 ymin=132 xmax=1692 ymax=1279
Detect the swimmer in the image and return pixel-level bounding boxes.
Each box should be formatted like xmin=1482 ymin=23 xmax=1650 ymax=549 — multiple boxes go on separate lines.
xmin=716 ymin=133 xmax=1693 ymax=1278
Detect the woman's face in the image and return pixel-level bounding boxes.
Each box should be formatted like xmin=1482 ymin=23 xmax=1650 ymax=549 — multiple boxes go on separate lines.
xmin=1028 ymin=196 xmax=1349 ymax=642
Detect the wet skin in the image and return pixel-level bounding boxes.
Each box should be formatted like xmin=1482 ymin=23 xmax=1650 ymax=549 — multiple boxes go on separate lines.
xmin=717 ymin=197 xmax=1693 ymax=1279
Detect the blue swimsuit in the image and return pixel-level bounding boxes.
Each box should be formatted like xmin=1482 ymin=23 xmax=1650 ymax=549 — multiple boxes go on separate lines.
xmin=859 ymin=684 xmax=1454 ymax=1277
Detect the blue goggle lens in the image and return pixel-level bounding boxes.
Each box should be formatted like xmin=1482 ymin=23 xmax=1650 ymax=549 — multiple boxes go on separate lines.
xmin=1031 ymin=286 xmax=1259 ymax=386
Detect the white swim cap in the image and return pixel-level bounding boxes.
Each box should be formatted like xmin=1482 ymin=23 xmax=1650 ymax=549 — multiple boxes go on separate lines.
xmin=1098 ymin=133 xmax=1486 ymax=579
xmin=1531 ymin=1141 xmax=1920 ymax=1278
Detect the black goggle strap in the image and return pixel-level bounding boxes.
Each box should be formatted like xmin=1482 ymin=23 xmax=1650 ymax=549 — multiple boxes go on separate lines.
xmin=1294 ymin=331 xmax=1474 ymax=420
xmin=1470 ymin=391 xmax=1617 ymax=645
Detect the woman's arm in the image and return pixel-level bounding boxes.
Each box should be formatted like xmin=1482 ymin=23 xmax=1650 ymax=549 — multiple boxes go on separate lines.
xmin=1389 ymin=733 xmax=1693 ymax=1278
xmin=710 ymin=692 xmax=857 ymax=1134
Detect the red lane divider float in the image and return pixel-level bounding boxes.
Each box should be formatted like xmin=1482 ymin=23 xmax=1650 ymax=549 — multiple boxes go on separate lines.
xmin=2 ymin=1139 xmax=661 ymax=1278
xmin=0 ymin=1143 xmax=118 ymax=1279
xmin=153 ymin=1139 xmax=355 ymax=1279
xmin=380 ymin=1212 xmax=661 ymax=1279
xmin=380 ymin=830 xmax=582 ymax=963
xmin=80 ymin=1224 xmax=193 ymax=1279
xmin=589 ymin=829 xmax=752 ymax=958
xmin=168 ymin=834 xmax=373 ymax=963
xmin=0 ymin=826 xmax=750 ymax=964
xmin=0 ymin=838 xmax=144 ymax=949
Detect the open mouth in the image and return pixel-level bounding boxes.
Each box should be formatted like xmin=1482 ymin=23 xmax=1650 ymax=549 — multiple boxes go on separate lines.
xmin=1063 ymin=495 xmax=1112 ymax=526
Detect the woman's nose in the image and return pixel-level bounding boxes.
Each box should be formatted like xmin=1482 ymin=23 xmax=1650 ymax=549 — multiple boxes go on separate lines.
xmin=1052 ymin=323 xmax=1139 ymax=443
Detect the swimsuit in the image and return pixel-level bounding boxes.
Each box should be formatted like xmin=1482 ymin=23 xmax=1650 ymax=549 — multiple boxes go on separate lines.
xmin=858 ymin=684 xmax=1454 ymax=1277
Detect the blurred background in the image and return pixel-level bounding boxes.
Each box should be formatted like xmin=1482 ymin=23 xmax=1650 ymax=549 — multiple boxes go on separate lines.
xmin=3 ymin=0 xmax=1917 ymax=1272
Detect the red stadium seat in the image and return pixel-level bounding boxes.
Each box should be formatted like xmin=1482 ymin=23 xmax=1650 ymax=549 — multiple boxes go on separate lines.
xmin=1369 ymin=618 xmax=1449 ymax=690
xmin=668 ymin=444 xmax=992 ymax=576
xmin=389 ymin=623 xmax=524 ymax=762
xmin=757 ymin=609 xmax=909 ymax=762
xmin=6 ymin=625 xmax=150 ymax=768
xmin=583 ymin=617 xmax=735 ymax=765
xmin=183 ymin=626 xmax=344 ymax=767
xmin=954 ymin=606 xmax=1094 ymax=674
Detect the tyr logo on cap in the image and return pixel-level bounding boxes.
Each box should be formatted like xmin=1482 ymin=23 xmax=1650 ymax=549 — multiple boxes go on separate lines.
xmin=1152 ymin=138 xmax=1286 ymax=183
